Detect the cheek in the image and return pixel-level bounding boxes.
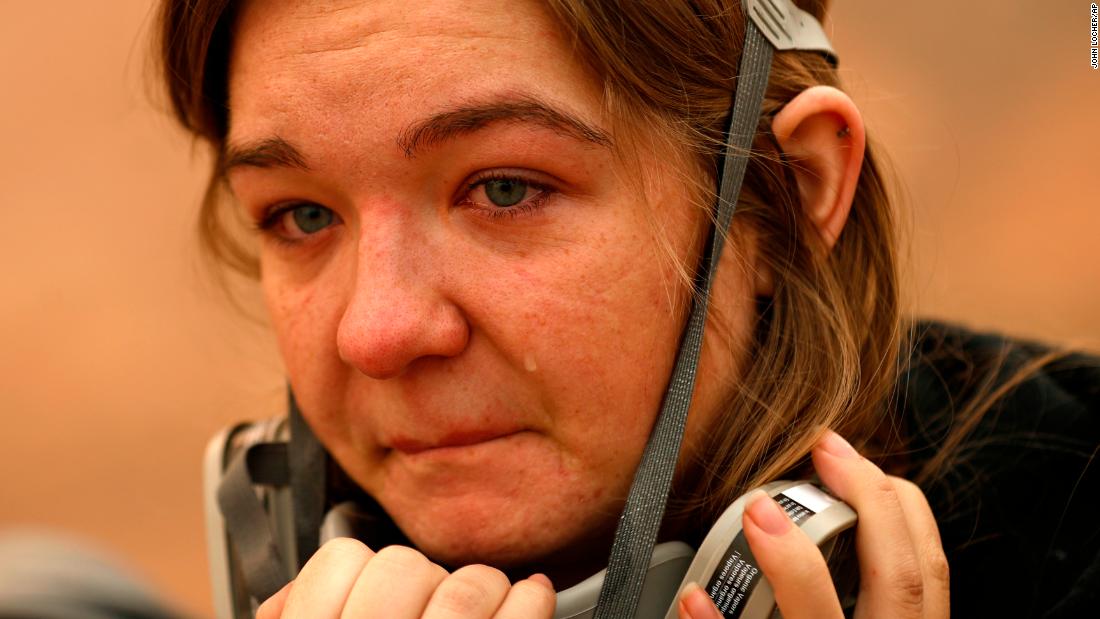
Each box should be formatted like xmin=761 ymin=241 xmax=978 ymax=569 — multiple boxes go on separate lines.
xmin=469 ymin=223 xmax=695 ymax=467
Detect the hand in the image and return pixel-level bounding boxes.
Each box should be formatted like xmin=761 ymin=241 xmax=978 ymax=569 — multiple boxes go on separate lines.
xmin=677 ymin=429 xmax=950 ymax=619
xmin=256 ymin=540 xmax=556 ymax=619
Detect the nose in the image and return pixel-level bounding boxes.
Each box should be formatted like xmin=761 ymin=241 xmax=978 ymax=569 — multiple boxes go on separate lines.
xmin=336 ymin=221 xmax=469 ymax=380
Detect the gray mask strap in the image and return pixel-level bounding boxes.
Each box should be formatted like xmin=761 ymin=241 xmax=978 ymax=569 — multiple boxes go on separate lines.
xmin=593 ymin=1 xmax=835 ymax=615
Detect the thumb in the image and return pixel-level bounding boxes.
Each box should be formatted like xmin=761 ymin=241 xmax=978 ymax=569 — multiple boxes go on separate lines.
xmin=678 ymin=582 xmax=723 ymax=619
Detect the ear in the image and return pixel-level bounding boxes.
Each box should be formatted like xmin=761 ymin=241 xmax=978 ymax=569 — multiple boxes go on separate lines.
xmin=770 ymin=85 xmax=866 ymax=250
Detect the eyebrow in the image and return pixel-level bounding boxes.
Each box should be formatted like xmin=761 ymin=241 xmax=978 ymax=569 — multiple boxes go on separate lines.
xmin=397 ymin=95 xmax=612 ymax=157
xmin=220 ymin=136 xmax=309 ymax=175
xmin=220 ymin=95 xmax=612 ymax=174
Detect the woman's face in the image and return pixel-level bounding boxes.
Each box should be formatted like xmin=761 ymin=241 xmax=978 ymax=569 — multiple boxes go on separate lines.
xmin=226 ymin=0 xmax=754 ymax=573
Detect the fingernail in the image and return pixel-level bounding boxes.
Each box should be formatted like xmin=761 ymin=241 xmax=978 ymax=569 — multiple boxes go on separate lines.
xmin=745 ymin=490 xmax=791 ymax=536
xmin=527 ymin=573 xmax=553 ymax=590
xmin=680 ymin=582 xmax=722 ymax=619
xmin=820 ymin=430 xmax=858 ymax=459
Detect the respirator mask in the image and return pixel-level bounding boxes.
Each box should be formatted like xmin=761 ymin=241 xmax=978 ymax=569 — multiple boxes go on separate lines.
xmin=204 ymin=1 xmax=855 ymax=617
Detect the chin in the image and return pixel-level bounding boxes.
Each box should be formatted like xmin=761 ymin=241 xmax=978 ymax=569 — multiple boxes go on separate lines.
xmin=377 ymin=479 xmax=619 ymax=573
xmin=354 ymin=435 xmax=611 ymax=567
xmin=335 ymin=433 xmax=627 ymax=570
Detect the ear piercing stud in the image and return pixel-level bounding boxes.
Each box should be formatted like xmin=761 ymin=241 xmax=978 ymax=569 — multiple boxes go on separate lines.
xmin=836 ymin=125 xmax=851 ymax=139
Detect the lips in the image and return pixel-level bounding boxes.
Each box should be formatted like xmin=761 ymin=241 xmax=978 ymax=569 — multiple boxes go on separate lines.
xmin=388 ymin=428 xmax=525 ymax=455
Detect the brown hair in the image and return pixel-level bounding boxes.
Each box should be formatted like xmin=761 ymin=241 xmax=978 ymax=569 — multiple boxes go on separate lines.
xmin=155 ymin=0 xmax=1042 ymax=533
xmin=530 ymin=1 xmax=905 ymax=523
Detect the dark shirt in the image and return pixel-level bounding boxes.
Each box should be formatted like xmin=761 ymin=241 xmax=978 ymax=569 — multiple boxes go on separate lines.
xmin=901 ymin=321 xmax=1100 ymax=617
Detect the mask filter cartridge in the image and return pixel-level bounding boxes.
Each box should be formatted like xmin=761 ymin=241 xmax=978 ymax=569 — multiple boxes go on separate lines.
xmin=553 ymin=481 xmax=857 ymax=619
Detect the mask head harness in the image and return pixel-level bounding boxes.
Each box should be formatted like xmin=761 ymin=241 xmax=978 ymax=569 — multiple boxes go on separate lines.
xmin=208 ymin=1 xmax=839 ymax=616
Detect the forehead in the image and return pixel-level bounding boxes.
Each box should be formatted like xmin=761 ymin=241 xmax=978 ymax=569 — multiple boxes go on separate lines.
xmin=227 ymin=0 xmax=602 ymax=151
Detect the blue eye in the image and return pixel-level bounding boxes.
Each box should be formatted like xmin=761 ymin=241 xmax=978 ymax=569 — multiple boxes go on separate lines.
xmin=290 ymin=204 xmax=334 ymax=234
xmin=462 ymin=172 xmax=554 ymax=219
xmin=483 ymin=178 xmax=528 ymax=207
xmin=257 ymin=202 xmax=339 ymax=243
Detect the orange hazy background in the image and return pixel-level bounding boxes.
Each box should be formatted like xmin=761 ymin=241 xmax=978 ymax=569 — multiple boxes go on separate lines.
xmin=1 ymin=1 xmax=1097 ymax=616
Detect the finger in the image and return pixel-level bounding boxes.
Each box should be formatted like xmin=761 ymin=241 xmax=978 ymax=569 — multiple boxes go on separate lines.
xmin=677 ymin=582 xmax=722 ymax=619
xmin=256 ymin=581 xmax=292 ymax=619
xmin=890 ymin=477 xmax=950 ymax=619
xmin=282 ymin=537 xmax=375 ymax=618
xmin=493 ymin=574 xmax=556 ymax=619
xmin=811 ymin=431 xmax=924 ymax=618
xmin=421 ymin=564 xmax=511 ymax=619
xmin=741 ymin=490 xmax=844 ymax=619
xmin=339 ymin=545 xmax=449 ymax=618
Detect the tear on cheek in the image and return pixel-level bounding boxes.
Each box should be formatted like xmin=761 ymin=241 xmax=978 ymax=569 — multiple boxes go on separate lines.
xmin=524 ymin=351 xmax=538 ymax=372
